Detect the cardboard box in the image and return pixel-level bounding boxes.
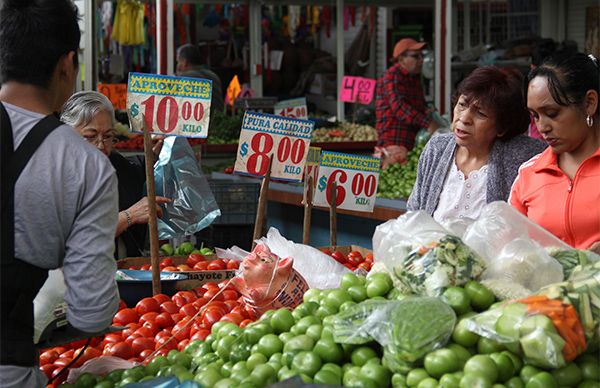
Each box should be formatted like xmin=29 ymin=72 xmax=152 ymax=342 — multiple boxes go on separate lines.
xmin=116 ymin=256 xmax=237 ymax=294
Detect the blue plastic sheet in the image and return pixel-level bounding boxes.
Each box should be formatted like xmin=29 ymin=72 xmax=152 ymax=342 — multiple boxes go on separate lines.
xmin=154 ymin=137 xmax=220 ymax=239
xmin=124 ymin=376 xmax=200 ymax=388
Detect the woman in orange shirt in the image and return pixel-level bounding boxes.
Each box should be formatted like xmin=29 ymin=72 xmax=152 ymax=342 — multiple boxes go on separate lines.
xmin=510 ymin=53 xmax=600 ymax=253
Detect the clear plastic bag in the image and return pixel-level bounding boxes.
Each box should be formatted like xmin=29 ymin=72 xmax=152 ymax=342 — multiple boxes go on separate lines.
xmin=332 ymin=297 xmax=456 ymax=371
xmin=372 ymin=211 xmax=485 ymax=296
xmin=464 ymin=296 xmax=586 ymax=369
xmin=463 ymin=202 xmax=565 ymax=298
xmin=257 ymin=227 xmax=351 ymax=290
xmin=66 ymin=356 xmax=137 ymax=383
xmin=155 ymin=137 xmax=221 ymax=239
xmin=372 ymin=210 xmax=448 ymax=271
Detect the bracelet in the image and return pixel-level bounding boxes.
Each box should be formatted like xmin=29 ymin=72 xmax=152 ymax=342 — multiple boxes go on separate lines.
xmin=124 ymin=210 xmax=133 ymax=227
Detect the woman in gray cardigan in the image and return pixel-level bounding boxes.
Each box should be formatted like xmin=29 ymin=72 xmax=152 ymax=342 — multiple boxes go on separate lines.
xmin=407 ymin=66 xmax=547 ymax=222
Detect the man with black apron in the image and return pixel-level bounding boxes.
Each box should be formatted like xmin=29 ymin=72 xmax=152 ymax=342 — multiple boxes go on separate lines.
xmin=0 ymin=1 xmax=120 ymax=386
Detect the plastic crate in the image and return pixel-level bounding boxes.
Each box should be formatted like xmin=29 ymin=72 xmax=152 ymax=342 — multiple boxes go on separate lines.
xmin=196 ymin=224 xmax=255 ymax=251
xmin=209 ymin=178 xmax=260 ymax=225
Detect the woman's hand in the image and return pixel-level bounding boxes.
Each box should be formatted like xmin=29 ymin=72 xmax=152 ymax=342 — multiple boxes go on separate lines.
xmin=381 ymin=145 xmax=408 ymax=168
xmin=127 ymin=196 xmax=171 ymax=225
xmin=588 ymin=241 xmax=600 ymax=255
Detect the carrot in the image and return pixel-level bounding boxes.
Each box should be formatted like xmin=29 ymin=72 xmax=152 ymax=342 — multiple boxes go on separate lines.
xmin=562 ymin=340 xmax=577 ymax=361
xmin=527 ymin=303 xmax=564 ymax=315
xmin=518 ymin=295 xmax=549 ymax=304
xmin=417 ymin=246 xmax=430 ymax=255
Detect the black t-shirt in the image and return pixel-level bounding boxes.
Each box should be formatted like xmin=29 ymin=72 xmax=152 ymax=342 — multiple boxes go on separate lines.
xmin=109 ymin=151 xmax=147 ymax=258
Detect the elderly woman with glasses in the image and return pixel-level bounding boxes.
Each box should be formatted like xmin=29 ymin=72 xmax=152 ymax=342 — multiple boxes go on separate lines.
xmin=61 ymin=91 xmax=170 ymax=258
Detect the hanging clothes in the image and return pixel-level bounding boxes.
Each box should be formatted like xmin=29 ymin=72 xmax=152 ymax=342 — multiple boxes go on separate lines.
xmin=112 ymin=0 xmax=145 ymax=46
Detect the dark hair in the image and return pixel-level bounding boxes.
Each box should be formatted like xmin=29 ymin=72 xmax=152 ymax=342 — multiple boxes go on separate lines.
xmin=177 ymin=44 xmax=203 ymax=66
xmin=527 ymin=53 xmax=600 ymax=116
xmin=0 ymin=0 xmax=80 ymax=88
xmin=454 ymin=66 xmax=530 ymax=140
xmin=531 ymin=38 xmax=556 ymax=67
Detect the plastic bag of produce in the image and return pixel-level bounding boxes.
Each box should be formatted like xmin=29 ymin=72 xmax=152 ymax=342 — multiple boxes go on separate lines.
xmin=463 ymin=202 xmax=564 ymax=300
xmin=546 ymin=248 xmax=600 ymax=279
xmin=373 ymin=211 xmax=486 ymax=296
xmin=155 ymin=136 xmax=221 ymax=239
xmin=394 ymin=234 xmax=486 ymax=296
xmin=539 ymin=260 xmax=600 ymax=353
xmin=373 ymin=210 xmax=448 ymax=271
xmin=465 ymin=295 xmax=587 ymax=369
xmin=333 ymin=297 xmax=456 ymax=370
xmin=66 ymin=356 xmax=136 ymax=384
xmin=231 ymin=243 xmax=309 ymax=318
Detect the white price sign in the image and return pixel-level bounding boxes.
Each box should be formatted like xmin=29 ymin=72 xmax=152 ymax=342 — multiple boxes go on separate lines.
xmin=274 ymin=97 xmax=308 ymax=120
xmin=234 ymin=111 xmax=314 ymax=182
xmin=312 ymin=151 xmax=380 ymax=212
xmin=126 ymin=72 xmax=212 ymax=137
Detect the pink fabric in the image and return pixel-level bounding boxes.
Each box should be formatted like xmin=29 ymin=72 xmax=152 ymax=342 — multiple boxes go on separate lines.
xmin=528 ymin=117 xmax=543 ymax=139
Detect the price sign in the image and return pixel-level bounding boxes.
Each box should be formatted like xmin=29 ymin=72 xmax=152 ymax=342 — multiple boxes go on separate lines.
xmin=234 ymin=111 xmax=314 ymax=182
xmin=313 ymin=151 xmax=380 ymax=212
xmin=98 ymin=83 xmax=127 ymax=110
xmin=274 ymin=97 xmax=308 ymax=120
xmin=339 ymin=76 xmax=376 ymax=105
xmin=304 ymin=147 xmax=321 ymax=191
xmin=126 ymin=72 xmax=212 ymax=138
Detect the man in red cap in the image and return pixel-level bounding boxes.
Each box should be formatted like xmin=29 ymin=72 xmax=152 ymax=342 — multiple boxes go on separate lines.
xmin=375 ymin=38 xmax=439 ymax=167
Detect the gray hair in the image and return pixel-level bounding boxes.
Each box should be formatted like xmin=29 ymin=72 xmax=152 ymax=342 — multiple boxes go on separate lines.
xmin=61 ymin=90 xmax=115 ymax=128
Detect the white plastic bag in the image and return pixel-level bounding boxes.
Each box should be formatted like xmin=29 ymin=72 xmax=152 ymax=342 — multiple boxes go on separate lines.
xmin=33 ymin=269 xmax=67 ymax=344
xmin=463 ymin=202 xmax=565 ymax=297
xmin=257 ymin=227 xmax=351 ymax=289
xmin=372 ymin=210 xmax=449 ymax=271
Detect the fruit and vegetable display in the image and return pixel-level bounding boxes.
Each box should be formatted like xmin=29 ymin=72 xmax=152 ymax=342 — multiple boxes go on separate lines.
xmin=311 ymin=122 xmax=378 ymax=143
xmin=43 ymin=218 xmax=600 ymax=388
xmin=125 ymin=254 xmax=239 ymax=272
xmin=206 ymin=111 xmax=243 ymax=145
xmin=377 ymin=139 xmax=425 ymax=200
xmin=321 ymin=249 xmax=374 ymax=272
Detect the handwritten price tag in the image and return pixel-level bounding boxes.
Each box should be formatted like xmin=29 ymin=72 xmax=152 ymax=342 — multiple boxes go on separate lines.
xmin=126 ymin=72 xmax=212 ymax=138
xmin=274 ymin=97 xmax=308 ymax=120
xmin=98 ymin=83 xmax=127 ymax=110
xmin=339 ymin=76 xmax=376 ymax=105
xmin=312 ymin=151 xmax=380 ymax=212
xmin=234 ymin=111 xmax=314 ymax=182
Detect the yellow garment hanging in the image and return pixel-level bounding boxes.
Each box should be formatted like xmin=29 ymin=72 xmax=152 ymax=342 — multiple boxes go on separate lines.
xmin=112 ymin=0 xmax=145 ymax=46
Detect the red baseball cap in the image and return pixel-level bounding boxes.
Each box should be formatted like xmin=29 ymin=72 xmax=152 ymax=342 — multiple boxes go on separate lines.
xmin=393 ymin=38 xmax=427 ymax=59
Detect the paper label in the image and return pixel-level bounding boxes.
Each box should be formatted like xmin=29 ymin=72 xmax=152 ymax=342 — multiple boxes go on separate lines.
xmin=126 ymin=72 xmax=212 ymax=138
xmin=234 ymin=111 xmax=314 ymax=182
xmin=313 ymin=151 xmax=381 ymax=212
xmin=339 ymin=76 xmax=377 ymax=105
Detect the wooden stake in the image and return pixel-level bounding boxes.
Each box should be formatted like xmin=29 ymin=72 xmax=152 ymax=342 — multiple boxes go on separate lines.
xmin=302 ymin=176 xmax=313 ymax=245
xmin=142 ymin=119 xmax=161 ymax=296
xmin=329 ymin=181 xmax=337 ymax=247
xmin=252 ymin=158 xmax=272 ymax=249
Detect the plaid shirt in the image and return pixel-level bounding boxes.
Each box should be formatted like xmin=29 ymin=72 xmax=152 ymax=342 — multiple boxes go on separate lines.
xmin=375 ymin=64 xmax=432 ymax=149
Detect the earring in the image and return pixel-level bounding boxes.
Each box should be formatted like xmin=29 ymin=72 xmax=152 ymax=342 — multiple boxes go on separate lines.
xmin=587 ymin=115 xmax=594 ymax=127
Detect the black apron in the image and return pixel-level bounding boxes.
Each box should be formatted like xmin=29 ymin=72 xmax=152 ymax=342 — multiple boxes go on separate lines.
xmin=1 ymin=103 xmax=63 ymax=366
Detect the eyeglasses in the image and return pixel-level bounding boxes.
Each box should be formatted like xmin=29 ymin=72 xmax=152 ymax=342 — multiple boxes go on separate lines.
xmin=83 ymin=132 xmax=118 ymax=146
xmin=403 ymin=53 xmax=424 ymax=60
